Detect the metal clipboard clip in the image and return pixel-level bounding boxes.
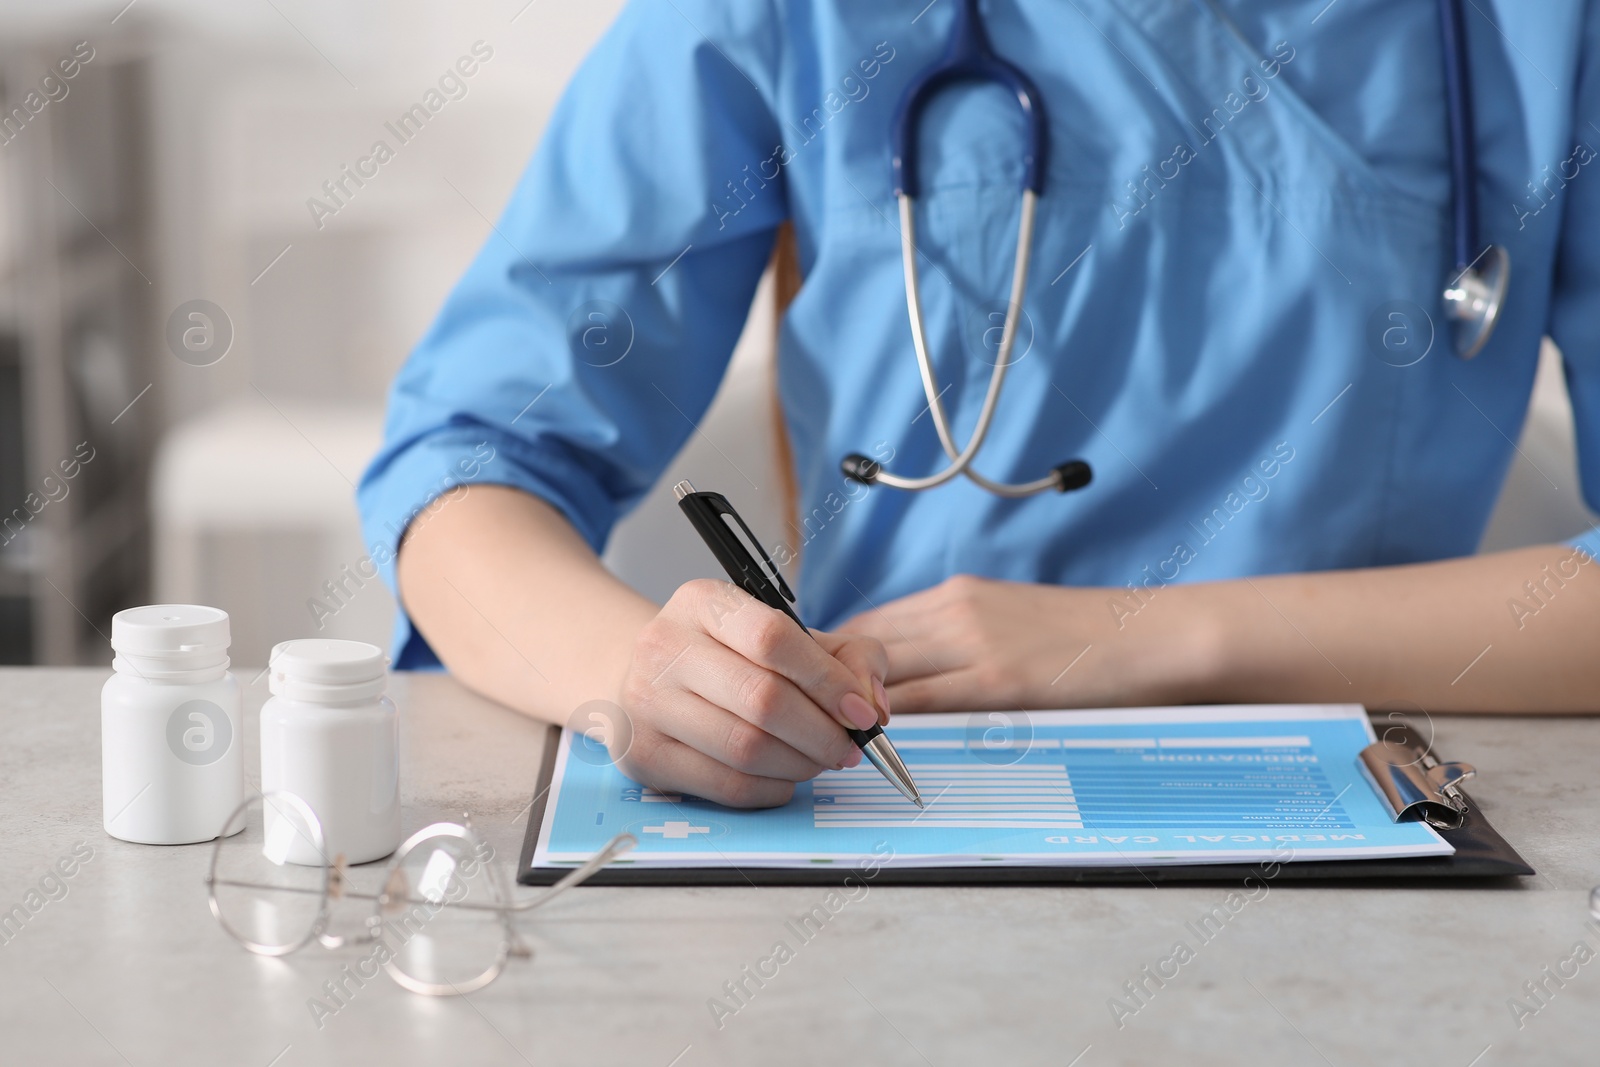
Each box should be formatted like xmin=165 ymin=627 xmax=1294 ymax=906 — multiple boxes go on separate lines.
xmin=1358 ymin=720 xmax=1478 ymax=830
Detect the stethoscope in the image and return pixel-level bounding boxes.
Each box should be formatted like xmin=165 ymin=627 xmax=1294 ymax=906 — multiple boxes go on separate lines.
xmin=842 ymin=0 xmax=1510 ymax=499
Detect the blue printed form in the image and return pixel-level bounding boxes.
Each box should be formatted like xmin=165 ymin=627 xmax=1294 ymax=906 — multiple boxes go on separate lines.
xmin=532 ymin=705 xmax=1451 ymax=868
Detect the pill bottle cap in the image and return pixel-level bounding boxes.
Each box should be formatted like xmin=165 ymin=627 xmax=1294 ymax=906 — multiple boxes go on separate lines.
xmin=268 ymin=639 xmax=388 ymax=703
xmin=111 ymin=605 xmax=231 ymax=681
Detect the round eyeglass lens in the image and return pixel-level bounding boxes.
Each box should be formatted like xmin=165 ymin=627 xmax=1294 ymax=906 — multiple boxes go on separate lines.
xmin=374 ymin=827 xmax=509 ymax=995
xmin=209 ymin=792 xmax=331 ymax=956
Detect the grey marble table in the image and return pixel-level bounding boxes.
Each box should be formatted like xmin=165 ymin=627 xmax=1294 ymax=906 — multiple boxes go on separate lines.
xmin=1 ymin=667 xmax=1596 ymax=1066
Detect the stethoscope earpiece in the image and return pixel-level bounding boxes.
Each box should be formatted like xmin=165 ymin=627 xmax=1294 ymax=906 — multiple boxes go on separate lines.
xmin=1052 ymin=460 xmax=1093 ymax=493
xmin=840 ymin=454 xmax=882 ymax=485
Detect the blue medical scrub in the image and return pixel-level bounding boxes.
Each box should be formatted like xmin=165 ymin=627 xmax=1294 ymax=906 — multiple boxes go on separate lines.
xmin=359 ymin=0 xmax=1600 ymax=669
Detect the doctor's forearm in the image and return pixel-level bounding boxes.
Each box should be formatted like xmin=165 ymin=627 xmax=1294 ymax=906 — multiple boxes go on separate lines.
xmin=1193 ymin=544 xmax=1600 ymax=712
xmin=396 ymin=486 xmax=894 ymax=807
xmin=396 ymin=486 xmax=658 ymax=725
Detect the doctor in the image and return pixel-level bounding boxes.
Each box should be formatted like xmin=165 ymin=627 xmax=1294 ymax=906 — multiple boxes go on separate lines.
xmin=361 ymin=0 xmax=1600 ymax=808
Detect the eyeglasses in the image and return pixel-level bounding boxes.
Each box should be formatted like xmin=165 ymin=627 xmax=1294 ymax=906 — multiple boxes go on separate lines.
xmin=204 ymin=791 xmax=633 ymax=996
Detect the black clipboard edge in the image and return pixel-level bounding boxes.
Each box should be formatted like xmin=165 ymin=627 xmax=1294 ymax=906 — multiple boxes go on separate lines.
xmin=516 ymin=726 xmax=1534 ymax=887
xmin=514 ymin=722 xmax=565 ymax=885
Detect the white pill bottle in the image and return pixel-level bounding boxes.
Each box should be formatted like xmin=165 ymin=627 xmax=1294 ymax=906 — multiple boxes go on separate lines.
xmin=260 ymin=639 xmax=401 ymax=865
xmin=101 ymin=605 xmax=244 ymax=844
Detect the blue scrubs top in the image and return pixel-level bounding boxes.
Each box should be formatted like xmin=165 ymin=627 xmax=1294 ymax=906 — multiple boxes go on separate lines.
xmin=359 ymin=0 xmax=1600 ymax=669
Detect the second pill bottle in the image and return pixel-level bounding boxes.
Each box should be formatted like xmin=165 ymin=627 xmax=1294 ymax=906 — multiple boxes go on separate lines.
xmin=260 ymin=639 xmax=401 ymax=864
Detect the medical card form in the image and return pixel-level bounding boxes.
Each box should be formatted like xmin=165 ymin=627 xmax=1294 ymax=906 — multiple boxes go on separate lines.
xmin=532 ymin=705 xmax=1451 ymax=869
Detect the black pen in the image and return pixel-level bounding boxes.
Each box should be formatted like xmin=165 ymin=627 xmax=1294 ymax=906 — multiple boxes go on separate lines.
xmin=673 ymin=480 xmax=923 ymax=808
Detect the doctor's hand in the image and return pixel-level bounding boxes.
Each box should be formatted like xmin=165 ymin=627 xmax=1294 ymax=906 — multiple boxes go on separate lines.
xmin=836 ymin=574 xmax=1205 ymax=714
xmin=612 ymin=579 xmax=890 ymax=808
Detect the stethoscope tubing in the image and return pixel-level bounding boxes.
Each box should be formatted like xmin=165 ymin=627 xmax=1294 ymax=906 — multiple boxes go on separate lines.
xmin=852 ymin=0 xmax=1505 ymax=497
xmin=868 ymin=0 xmax=1069 ymax=497
xmin=1437 ymin=0 xmax=1477 ymax=271
xmin=872 ymin=189 xmax=1060 ymax=496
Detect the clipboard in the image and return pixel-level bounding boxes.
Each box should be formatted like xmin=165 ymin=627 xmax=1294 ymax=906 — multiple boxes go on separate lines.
xmin=517 ymin=718 xmax=1533 ymax=886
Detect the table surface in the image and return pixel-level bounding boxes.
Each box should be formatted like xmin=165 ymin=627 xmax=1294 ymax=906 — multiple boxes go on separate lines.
xmin=2 ymin=668 xmax=1597 ymax=1067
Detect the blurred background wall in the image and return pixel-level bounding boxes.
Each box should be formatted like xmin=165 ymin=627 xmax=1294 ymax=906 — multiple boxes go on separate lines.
xmin=0 ymin=0 xmax=1591 ymax=671
xmin=0 ymin=0 xmax=797 ymax=670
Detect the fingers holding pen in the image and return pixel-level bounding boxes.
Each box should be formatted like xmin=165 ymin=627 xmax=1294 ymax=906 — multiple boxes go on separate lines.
xmin=670 ymin=630 xmax=863 ymax=771
xmin=617 ymin=579 xmax=886 ymax=808
xmin=689 ymin=580 xmax=887 ymax=733
xmin=815 ymin=629 xmax=892 ymax=726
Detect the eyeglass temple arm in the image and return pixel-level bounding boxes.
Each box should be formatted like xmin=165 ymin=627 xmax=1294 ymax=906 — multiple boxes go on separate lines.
xmin=504 ymin=832 xmax=635 ymax=913
xmin=385 ymin=831 xmax=636 ymax=914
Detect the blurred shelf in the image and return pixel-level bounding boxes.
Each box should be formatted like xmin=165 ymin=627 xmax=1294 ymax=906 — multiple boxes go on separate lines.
xmin=0 ymin=40 xmax=156 ymax=664
xmin=56 ymin=238 xmax=146 ymax=309
xmin=73 ymin=487 xmax=145 ymax=580
xmin=0 ymin=566 xmax=28 ymax=597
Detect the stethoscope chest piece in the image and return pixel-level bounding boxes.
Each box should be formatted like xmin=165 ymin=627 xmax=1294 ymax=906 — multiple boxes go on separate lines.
xmin=1443 ymin=244 xmax=1508 ymax=360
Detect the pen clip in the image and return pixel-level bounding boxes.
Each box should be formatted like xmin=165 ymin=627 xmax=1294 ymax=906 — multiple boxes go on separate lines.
xmin=699 ymin=492 xmax=796 ymax=604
